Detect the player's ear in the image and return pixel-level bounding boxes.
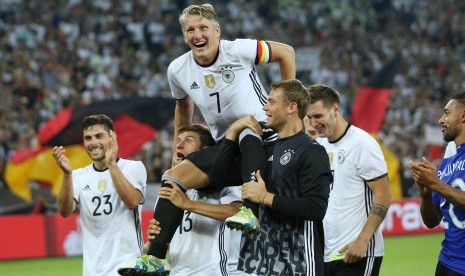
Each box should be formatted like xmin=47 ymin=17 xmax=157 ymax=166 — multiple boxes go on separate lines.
xmin=332 ymin=103 xmax=341 ymax=117
xmin=215 ymin=24 xmax=221 ymax=37
xmin=288 ymin=102 xmax=298 ymax=114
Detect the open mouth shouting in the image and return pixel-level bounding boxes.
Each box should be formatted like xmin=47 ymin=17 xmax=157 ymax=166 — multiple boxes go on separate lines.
xmin=175 ymin=151 xmax=186 ymax=163
xmin=194 ymin=41 xmax=207 ymax=48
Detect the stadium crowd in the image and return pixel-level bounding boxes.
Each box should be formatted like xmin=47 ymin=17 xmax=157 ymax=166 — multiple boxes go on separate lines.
xmin=1 ymin=0 xmax=464 ymax=200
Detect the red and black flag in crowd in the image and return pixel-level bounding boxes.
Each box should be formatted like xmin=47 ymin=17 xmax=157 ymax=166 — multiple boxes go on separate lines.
xmin=350 ymin=52 xmax=402 ymax=133
xmin=5 ymin=97 xmax=175 ymax=201
xmin=350 ymin=52 xmax=404 ymax=198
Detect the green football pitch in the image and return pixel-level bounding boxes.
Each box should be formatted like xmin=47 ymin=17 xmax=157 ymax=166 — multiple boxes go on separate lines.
xmin=0 ymin=233 xmax=443 ymax=276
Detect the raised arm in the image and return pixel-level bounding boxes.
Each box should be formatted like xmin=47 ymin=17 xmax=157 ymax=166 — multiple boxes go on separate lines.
xmin=267 ymin=41 xmax=296 ymax=80
xmin=53 ymin=146 xmax=76 ymax=217
xmin=417 ymin=157 xmax=465 ymax=209
xmin=409 ymin=157 xmax=449 ymax=227
xmin=173 ymin=97 xmax=195 ymax=166
xmin=106 ymin=131 xmax=144 ymax=210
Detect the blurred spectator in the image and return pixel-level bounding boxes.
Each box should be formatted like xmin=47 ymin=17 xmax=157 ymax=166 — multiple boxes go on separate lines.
xmin=31 ymin=193 xmax=58 ymax=214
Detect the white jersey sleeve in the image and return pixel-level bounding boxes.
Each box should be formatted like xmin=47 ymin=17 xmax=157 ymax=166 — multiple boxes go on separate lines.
xmin=167 ymin=55 xmax=189 ymax=100
xmin=354 ymin=131 xmax=388 ymax=181
xmin=235 ymin=38 xmax=271 ymax=65
xmin=123 ymin=160 xmax=147 ymax=204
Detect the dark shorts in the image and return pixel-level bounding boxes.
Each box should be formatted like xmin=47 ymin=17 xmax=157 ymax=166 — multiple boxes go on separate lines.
xmin=185 ymin=142 xmax=243 ymax=188
xmin=436 ymin=261 xmax=465 ymax=276
xmin=185 ymin=124 xmax=277 ymax=191
xmin=324 ymin=256 xmax=383 ymax=276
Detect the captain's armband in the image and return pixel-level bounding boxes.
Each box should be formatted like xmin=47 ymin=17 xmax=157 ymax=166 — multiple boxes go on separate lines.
xmin=255 ymin=41 xmax=271 ymax=65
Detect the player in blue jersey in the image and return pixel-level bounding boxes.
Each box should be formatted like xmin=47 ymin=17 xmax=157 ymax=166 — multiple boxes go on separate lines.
xmin=410 ymin=90 xmax=465 ymax=276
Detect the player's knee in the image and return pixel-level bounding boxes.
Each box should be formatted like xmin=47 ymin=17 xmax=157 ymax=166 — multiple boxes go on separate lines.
xmin=164 ymin=167 xmax=176 ymax=178
xmin=161 ymin=173 xmax=187 ymax=192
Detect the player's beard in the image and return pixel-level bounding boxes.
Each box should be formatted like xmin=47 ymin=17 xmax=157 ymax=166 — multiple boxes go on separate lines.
xmin=87 ymin=147 xmax=105 ymax=161
xmin=443 ymin=125 xmax=458 ymax=142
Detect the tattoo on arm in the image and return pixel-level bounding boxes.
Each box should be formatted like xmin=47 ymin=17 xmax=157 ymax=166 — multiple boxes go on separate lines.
xmin=370 ymin=203 xmax=388 ymax=219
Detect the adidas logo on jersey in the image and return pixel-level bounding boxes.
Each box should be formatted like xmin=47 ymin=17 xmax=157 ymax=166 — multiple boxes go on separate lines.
xmin=82 ymin=184 xmax=91 ymax=191
xmin=190 ymin=82 xmax=200 ymax=90
xmin=268 ymin=155 xmax=273 ymax=161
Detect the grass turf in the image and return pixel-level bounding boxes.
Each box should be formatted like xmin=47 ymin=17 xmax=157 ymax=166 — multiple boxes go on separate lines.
xmin=381 ymin=233 xmax=443 ymax=276
xmin=0 ymin=256 xmax=82 ymax=276
xmin=0 ymin=233 xmax=444 ymax=276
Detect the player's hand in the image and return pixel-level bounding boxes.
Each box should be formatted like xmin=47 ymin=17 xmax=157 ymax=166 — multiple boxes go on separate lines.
xmin=242 ymin=170 xmax=267 ymax=204
xmin=147 ymin=218 xmax=161 ymax=241
xmin=52 ymin=146 xmax=72 ymax=174
xmin=105 ymin=130 xmax=118 ymax=166
xmin=339 ymin=238 xmax=368 ymax=264
xmin=409 ymin=157 xmax=438 ymax=190
xmin=414 ymin=181 xmax=433 ymax=199
xmin=158 ymin=182 xmax=191 ymax=210
xmin=225 ymin=115 xmax=263 ymax=141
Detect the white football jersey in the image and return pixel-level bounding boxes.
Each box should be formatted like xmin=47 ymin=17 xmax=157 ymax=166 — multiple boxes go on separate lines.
xmin=72 ymin=159 xmax=146 ymax=276
xmin=168 ymin=187 xmax=244 ymax=276
xmin=318 ymin=125 xmax=387 ymax=262
xmin=168 ymin=39 xmax=269 ymax=141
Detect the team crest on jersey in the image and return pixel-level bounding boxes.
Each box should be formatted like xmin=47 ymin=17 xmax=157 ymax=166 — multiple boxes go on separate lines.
xmin=280 ymin=149 xmax=295 ymax=165
xmin=220 ymin=66 xmax=235 ymax=83
xmin=204 ymin=74 xmax=216 ymax=89
xmin=98 ymin=180 xmax=107 ymax=192
xmin=337 ymin=149 xmax=345 ymax=164
xmin=328 ymin=152 xmax=334 ymax=165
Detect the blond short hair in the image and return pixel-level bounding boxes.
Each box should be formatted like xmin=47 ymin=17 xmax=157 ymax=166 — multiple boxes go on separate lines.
xmin=179 ymin=4 xmax=219 ymax=32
